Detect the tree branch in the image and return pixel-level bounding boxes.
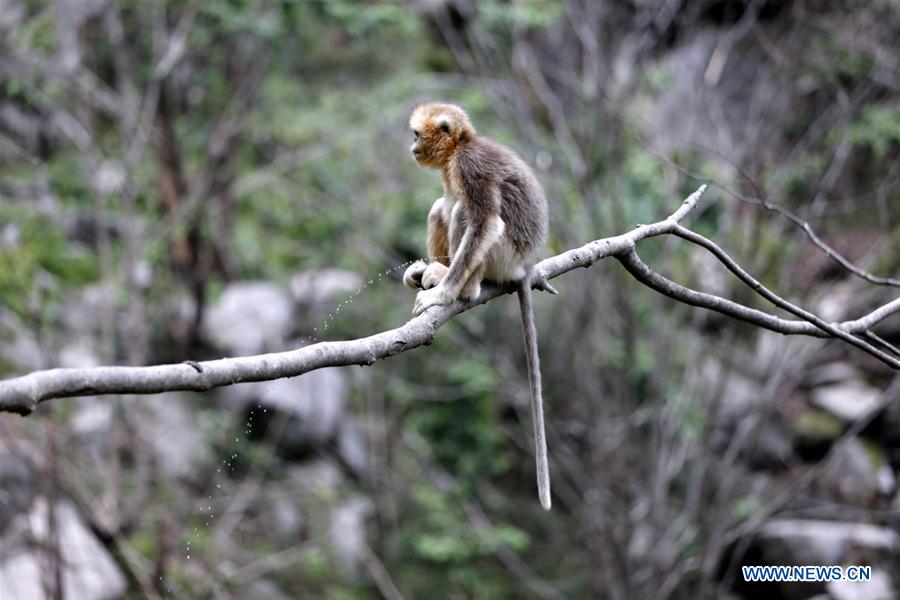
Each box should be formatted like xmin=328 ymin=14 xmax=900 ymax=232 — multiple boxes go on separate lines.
xmin=1 ymin=184 xmax=897 ymax=415
xmin=670 ymin=225 xmax=900 ymax=368
xmin=616 ymin=251 xmax=899 ymax=342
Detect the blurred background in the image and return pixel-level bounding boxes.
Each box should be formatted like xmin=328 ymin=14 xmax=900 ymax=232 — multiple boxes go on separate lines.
xmin=0 ymin=0 xmax=898 ymax=598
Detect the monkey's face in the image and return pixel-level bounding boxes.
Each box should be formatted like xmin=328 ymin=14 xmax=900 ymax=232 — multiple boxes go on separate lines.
xmin=409 ymin=103 xmax=474 ymax=169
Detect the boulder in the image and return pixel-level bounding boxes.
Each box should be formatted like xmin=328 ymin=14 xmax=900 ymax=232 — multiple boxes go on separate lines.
xmin=60 ymin=283 xmax=117 ymax=340
xmin=337 ymin=419 xmax=370 ymax=480
xmin=0 ymin=308 xmax=47 ymax=372
xmin=790 ymin=407 xmax=844 ymax=451
xmin=700 ymin=357 xmax=761 ymax=421
xmin=286 ymin=459 xmax=344 ymax=498
xmin=821 ymin=438 xmax=895 ymax=505
xmin=742 ymin=422 xmax=794 ymax=471
xmin=0 ymin=454 xmax=37 ymax=533
xmin=805 ymin=362 xmax=860 ymax=388
xmin=328 ymin=497 xmax=373 ymax=580
xmin=218 ymin=368 xmax=348 ymax=456
xmin=0 ymin=499 xmax=126 ymax=600
xmin=290 ymin=269 xmax=363 ymax=307
xmin=69 ymin=399 xmax=113 ymax=461
xmin=202 ymin=281 xmax=294 ymax=355
xmin=811 ymin=381 xmax=883 ymax=424
xmin=758 ymin=519 xmax=897 ymax=566
xmin=144 ymin=393 xmax=205 ymax=479
xmin=828 ymin=569 xmax=894 ymax=600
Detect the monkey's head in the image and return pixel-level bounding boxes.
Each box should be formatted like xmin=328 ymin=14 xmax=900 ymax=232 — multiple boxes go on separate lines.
xmin=408 ymin=102 xmax=475 ymax=169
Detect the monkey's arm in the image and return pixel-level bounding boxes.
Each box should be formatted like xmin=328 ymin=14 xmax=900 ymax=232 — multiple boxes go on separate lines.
xmin=403 ymin=198 xmax=450 ymax=290
xmin=427 ymin=198 xmax=450 ymax=266
xmin=413 ymin=185 xmax=503 ymax=315
xmin=441 ymin=213 xmax=504 ymax=296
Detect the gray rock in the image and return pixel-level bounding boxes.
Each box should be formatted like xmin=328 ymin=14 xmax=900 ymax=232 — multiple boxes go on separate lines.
xmin=812 ymin=382 xmax=883 ymax=423
xmin=70 ymin=399 xmax=113 ymax=461
xmin=0 ymin=0 xmax=25 ymax=29
xmin=687 ymin=246 xmax=730 ymax=298
xmin=58 ymin=339 xmax=102 ymax=369
xmin=286 ymin=460 xmax=343 ymax=497
xmin=258 ymin=370 xmax=346 ymax=440
xmin=144 ymin=393 xmax=204 ymax=479
xmin=337 ymin=419 xmax=369 ymax=480
xmin=822 ymin=439 xmax=891 ymax=505
xmin=328 ymin=497 xmax=373 ymax=580
xmin=759 ymin=519 xmax=897 ymax=566
xmin=269 ymin=496 xmax=304 ymax=542
xmin=0 ymin=499 xmax=126 ymax=600
xmin=814 ymin=283 xmax=856 ymax=324
xmin=806 ymin=362 xmax=861 ymax=387
xmin=743 ymin=422 xmax=794 ymax=470
xmin=220 ymin=369 xmax=348 ymax=452
xmin=92 ymin=160 xmax=125 ymax=196
xmin=0 ymin=454 xmax=36 ymax=534
xmin=60 ymin=283 xmax=118 ymax=339
xmin=290 ymin=269 xmax=363 ymax=307
xmin=0 ymin=308 xmax=47 ymax=372
xmin=701 ymin=358 xmax=761 ymax=421
xmin=828 ymin=569 xmax=894 ymax=600
xmin=202 ymin=281 xmax=295 ymax=355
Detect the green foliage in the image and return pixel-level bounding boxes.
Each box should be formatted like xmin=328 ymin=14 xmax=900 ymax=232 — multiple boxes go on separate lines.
xmin=391 ymin=484 xmax=530 ymax=598
xmin=842 ymin=104 xmax=900 ymax=160
xmin=408 ymin=357 xmax=510 ymax=485
xmin=478 ymin=0 xmax=565 ymax=30
xmin=800 ymin=33 xmax=876 ymax=89
xmin=0 ymin=205 xmax=98 ymax=320
xmin=790 ymin=408 xmax=843 ymax=444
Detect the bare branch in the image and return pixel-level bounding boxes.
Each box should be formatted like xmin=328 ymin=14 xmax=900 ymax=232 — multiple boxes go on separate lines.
xmin=671 ymin=226 xmax=900 ymax=368
xmin=616 ymin=251 xmax=899 ymax=341
xmin=1 ymin=184 xmax=896 ymax=415
xmin=641 ymin=146 xmax=900 ymax=287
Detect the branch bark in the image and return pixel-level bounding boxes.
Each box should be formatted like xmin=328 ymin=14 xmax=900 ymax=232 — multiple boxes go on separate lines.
xmin=1 ymin=185 xmax=897 ymax=415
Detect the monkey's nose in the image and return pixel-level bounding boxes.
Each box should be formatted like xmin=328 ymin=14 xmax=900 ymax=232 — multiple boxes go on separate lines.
xmin=412 ymin=149 xmax=422 ymax=157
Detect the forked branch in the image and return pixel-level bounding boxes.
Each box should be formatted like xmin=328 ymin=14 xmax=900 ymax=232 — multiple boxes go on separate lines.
xmin=1 ymin=185 xmax=896 ymax=415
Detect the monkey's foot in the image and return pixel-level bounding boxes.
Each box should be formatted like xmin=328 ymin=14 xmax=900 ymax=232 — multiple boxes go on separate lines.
xmin=403 ymin=260 xmax=428 ymax=290
xmin=413 ymin=286 xmax=452 ymax=315
xmin=422 ymin=262 xmax=449 ymax=289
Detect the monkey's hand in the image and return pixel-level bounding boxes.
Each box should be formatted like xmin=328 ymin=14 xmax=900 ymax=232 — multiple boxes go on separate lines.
xmin=403 ymin=261 xmax=428 ymax=290
xmin=404 ymin=260 xmax=449 ymax=290
xmin=413 ymin=285 xmax=454 ymax=315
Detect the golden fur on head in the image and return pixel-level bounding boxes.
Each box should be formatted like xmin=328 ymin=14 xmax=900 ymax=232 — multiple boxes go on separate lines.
xmin=408 ymin=102 xmax=476 ymax=168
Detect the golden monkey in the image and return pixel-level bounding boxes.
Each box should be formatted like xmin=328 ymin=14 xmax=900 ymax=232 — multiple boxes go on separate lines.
xmin=402 ymin=102 xmax=555 ymax=510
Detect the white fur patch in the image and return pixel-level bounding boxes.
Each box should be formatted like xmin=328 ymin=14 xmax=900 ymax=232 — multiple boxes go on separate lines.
xmin=484 ymin=241 xmax=526 ymax=283
xmin=435 ymin=113 xmax=452 ymax=130
xmin=410 ymin=113 xmax=426 ymax=132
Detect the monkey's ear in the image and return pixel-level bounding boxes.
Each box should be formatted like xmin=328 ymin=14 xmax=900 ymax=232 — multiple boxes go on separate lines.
xmin=457 ymin=127 xmax=471 ymax=143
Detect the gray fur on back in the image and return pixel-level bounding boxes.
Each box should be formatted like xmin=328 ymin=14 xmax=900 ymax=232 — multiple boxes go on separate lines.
xmin=456 ymin=136 xmax=548 ymax=260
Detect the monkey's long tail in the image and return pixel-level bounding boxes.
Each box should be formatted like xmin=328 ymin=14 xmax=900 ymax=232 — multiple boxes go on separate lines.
xmin=518 ymin=273 xmax=551 ymax=511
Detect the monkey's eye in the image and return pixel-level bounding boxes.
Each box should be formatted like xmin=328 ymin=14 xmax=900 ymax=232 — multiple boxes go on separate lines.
xmin=440 ymin=123 xmax=450 ymax=134
xmin=413 ymin=130 xmax=420 ymax=140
